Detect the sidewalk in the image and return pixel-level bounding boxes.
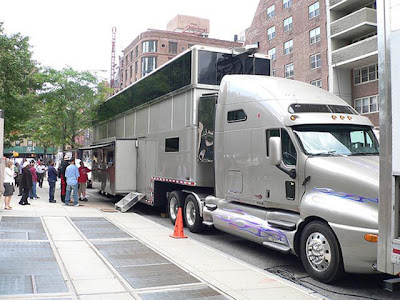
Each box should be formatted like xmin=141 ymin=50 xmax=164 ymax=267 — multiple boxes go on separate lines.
xmin=0 ymin=182 xmax=327 ymax=300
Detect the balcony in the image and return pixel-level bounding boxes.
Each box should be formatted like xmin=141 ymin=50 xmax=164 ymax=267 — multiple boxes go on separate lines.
xmin=329 ymin=0 xmax=373 ymax=12
xmin=331 ymin=8 xmax=377 ymax=40
xmin=332 ymin=35 xmax=377 ymax=68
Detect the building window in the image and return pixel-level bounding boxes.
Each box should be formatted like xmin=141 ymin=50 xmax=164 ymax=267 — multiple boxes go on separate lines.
xmin=283 ymin=0 xmax=292 ymax=10
xmin=311 ymin=79 xmax=322 ymax=88
xmin=284 ymin=40 xmax=293 ymax=55
xmin=272 ymin=69 xmax=276 ymax=76
xmin=268 ymin=48 xmax=276 ymax=60
xmin=169 ymin=42 xmax=178 ymax=54
xmin=15 ymin=140 xmax=21 ymax=146
xmin=27 ymin=140 xmax=33 ymax=147
xmin=309 ymin=1 xmax=320 ymax=19
xmin=354 ymin=64 xmax=378 ymax=85
xmin=125 ymin=70 xmax=128 ymax=82
xmin=267 ymin=5 xmax=275 ymax=19
xmin=125 ymin=56 xmax=128 ymax=66
xmin=141 ymin=56 xmax=157 ymax=77
xmin=285 ymin=63 xmax=294 ymax=78
xmin=142 ymin=40 xmax=157 ymax=53
xmin=130 ymin=51 xmax=133 ymax=62
xmin=135 ymin=61 xmax=138 ymax=74
xmin=310 ymin=27 xmax=321 ymax=44
xmin=267 ymin=26 xmax=276 ymax=41
xmin=354 ymin=95 xmax=379 ymax=114
xmin=310 ymin=53 xmax=321 ymax=69
xmin=135 ymin=45 xmax=139 ymax=57
xmin=283 ymin=16 xmax=293 ymax=32
xmin=129 ymin=65 xmax=133 ymax=78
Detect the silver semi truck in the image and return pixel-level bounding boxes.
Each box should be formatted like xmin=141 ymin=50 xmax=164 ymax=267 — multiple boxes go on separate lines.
xmin=90 ymin=46 xmax=381 ymax=283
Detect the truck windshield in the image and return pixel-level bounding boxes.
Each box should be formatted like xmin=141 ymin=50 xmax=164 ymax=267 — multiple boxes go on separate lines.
xmin=293 ymin=124 xmax=379 ymax=156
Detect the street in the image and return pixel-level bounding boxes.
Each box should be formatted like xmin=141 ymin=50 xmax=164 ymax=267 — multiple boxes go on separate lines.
xmin=113 ymin=193 xmax=400 ymax=300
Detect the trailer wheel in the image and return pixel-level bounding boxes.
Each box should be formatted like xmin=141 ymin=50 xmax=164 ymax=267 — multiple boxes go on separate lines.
xmin=183 ymin=195 xmax=204 ymax=233
xmin=300 ymin=221 xmax=344 ymax=283
xmin=168 ymin=191 xmax=183 ymax=225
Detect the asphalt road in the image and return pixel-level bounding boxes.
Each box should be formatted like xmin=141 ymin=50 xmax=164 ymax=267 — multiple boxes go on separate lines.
xmin=125 ymin=201 xmax=400 ymax=300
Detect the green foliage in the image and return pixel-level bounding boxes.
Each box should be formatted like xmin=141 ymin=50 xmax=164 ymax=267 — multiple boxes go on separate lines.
xmin=32 ymin=67 xmax=108 ymax=150
xmin=0 ymin=22 xmax=41 ymax=139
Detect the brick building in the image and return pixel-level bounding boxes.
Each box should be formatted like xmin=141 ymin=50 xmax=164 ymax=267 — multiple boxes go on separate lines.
xmin=245 ymin=0 xmax=379 ymax=126
xmin=116 ymin=15 xmax=241 ymax=93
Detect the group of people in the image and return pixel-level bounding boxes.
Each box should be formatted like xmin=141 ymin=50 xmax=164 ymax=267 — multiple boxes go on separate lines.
xmin=2 ymin=157 xmax=91 ymax=209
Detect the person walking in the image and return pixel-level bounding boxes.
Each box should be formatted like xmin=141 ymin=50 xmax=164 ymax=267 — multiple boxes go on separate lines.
xmin=19 ymin=161 xmax=32 ymax=206
xmin=29 ymin=161 xmax=39 ymax=200
xmin=3 ymin=160 xmax=16 ymax=210
xmin=59 ymin=156 xmax=69 ymax=203
xmin=17 ymin=160 xmax=24 ymax=196
xmin=36 ymin=160 xmax=46 ymax=188
xmin=65 ymin=158 xmax=80 ymax=207
xmin=78 ymin=161 xmax=91 ymax=202
xmin=47 ymin=160 xmax=57 ymax=203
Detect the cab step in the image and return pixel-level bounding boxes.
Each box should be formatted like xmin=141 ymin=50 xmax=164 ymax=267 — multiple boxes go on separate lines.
xmin=262 ymin=241 xmax=291 ymax=254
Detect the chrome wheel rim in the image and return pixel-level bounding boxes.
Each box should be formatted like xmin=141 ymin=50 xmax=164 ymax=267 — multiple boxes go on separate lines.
xmin=305 ymin=231 xmax=332 ymax=272
xmin=169 ymin=197 xmax=178 ymax=221
xmin=186 ymin=201 xmax=196 ymax=226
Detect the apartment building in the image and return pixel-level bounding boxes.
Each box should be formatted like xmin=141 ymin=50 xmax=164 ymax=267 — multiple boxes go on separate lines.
xmin=328 ymin=0 xmax=378 ymax=126
xmin=116 ymin=15 xmax=241 ymax=93
xmin=245 ymin=0 xmax=379 ymax=126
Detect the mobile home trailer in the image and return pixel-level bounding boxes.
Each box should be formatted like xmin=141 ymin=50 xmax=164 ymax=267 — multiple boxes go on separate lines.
xmin=89 ymin=46 xmax=382 ymax=283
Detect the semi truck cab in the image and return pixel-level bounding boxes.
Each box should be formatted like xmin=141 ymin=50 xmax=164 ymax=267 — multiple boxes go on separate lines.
xmin=203 ymin=75 xmax=380 ymax=283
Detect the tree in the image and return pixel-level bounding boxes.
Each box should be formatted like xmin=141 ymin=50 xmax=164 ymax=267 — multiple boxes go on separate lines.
xmin=36 ymin=67 xmax=108 ymax=150
xmin=0 ymin=23 xmax=41 ymax=141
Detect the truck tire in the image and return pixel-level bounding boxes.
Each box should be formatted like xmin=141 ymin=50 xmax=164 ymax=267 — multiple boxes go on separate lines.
xmin=168 ymin=191 xmax=183 ymax=225
xmin=183 ymin=194 xmax=204 ymax=233
xmin=300 ymin=221 xmax=344 ymax=283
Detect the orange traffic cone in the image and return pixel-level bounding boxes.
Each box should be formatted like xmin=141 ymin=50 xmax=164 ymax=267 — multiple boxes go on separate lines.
xmin=170 ymin=208 xmax=188 ymax=239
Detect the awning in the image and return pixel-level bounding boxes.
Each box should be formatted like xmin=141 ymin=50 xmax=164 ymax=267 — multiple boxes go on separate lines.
xmin=79 ymin=142 xmax=114 ymax=151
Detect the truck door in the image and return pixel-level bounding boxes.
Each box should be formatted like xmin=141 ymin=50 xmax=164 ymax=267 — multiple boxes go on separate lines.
xmin=137 ymin=139 xmax=156 ymax=196
xmin=251 ymin=128 xmax=299 ymax=209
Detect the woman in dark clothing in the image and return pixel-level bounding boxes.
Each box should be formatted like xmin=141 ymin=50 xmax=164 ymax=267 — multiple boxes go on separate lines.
xmin=19 ymin=161 xmax=33 ymax=205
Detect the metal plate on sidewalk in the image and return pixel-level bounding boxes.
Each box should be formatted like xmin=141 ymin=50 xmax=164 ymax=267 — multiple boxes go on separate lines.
xmin=70 ymin=217 xmax=131 ymax=239
xmin=0 ymin=241 xmax=68 ymax=295
xmin=0 ymin=216 xmax=47 ymax=240
xmin=139 ymin=286 xmax=228 ymax=300
xmin=92 ymin=239 xmax=200 ymax=289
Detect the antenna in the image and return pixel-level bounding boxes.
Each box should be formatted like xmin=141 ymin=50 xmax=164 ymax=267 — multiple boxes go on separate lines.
xmin=110 ymin=27 xmax=117 ymax=91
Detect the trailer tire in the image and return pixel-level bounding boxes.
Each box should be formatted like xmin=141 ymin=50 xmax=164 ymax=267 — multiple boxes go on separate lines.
xmin=300 ymin=221 xmax=344 ymax=283
xmin=168 ymin=191 xmax=183 ymax=225
xmin=183 ymin=194 xmax=204 ymax=233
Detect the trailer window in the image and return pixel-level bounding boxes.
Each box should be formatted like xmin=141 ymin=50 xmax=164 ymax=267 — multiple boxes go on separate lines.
xmin=227 ymin=109 xmax=247 ymax=123
xmin=165 ymin=137 xmax=179 ymax=152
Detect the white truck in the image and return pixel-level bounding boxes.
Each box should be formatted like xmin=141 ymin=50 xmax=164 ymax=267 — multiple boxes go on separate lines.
xmin=377 ymin=0 xmax=400 ymax=289
xmin=89 ymin=46 xmax=381 ymax=283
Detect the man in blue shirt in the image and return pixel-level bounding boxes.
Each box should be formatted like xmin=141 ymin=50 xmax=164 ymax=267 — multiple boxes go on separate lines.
xmin=47 ymin=160 xmax=58 ymax=203
xmin=65 ymin=158 xmax=80 ymax=206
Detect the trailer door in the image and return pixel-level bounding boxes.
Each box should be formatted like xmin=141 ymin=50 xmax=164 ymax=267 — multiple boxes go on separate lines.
xmin=137 ymin=139 xmax=156 ymax=197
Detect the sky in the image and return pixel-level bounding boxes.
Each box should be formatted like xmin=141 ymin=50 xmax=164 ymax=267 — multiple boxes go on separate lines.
xmin=1 ymin=0 xmax=259 ymax=80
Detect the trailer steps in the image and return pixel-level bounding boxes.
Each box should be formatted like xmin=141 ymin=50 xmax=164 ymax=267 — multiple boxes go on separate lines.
xmin=115 ymin=192 xmax=145 ymax=213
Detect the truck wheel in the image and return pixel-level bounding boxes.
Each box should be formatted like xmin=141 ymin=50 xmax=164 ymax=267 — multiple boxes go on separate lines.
xmin=183 ymin=194 xmax=204 ymax=233
xmin=167 ymin=191 xmax=183 ymax=225
xmin=300 ymin=221 xmax=344 ymax=283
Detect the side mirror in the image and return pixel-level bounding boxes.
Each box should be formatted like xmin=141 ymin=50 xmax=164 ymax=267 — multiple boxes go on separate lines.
xmin=269 ymin=137 xmax=282 ymax=165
